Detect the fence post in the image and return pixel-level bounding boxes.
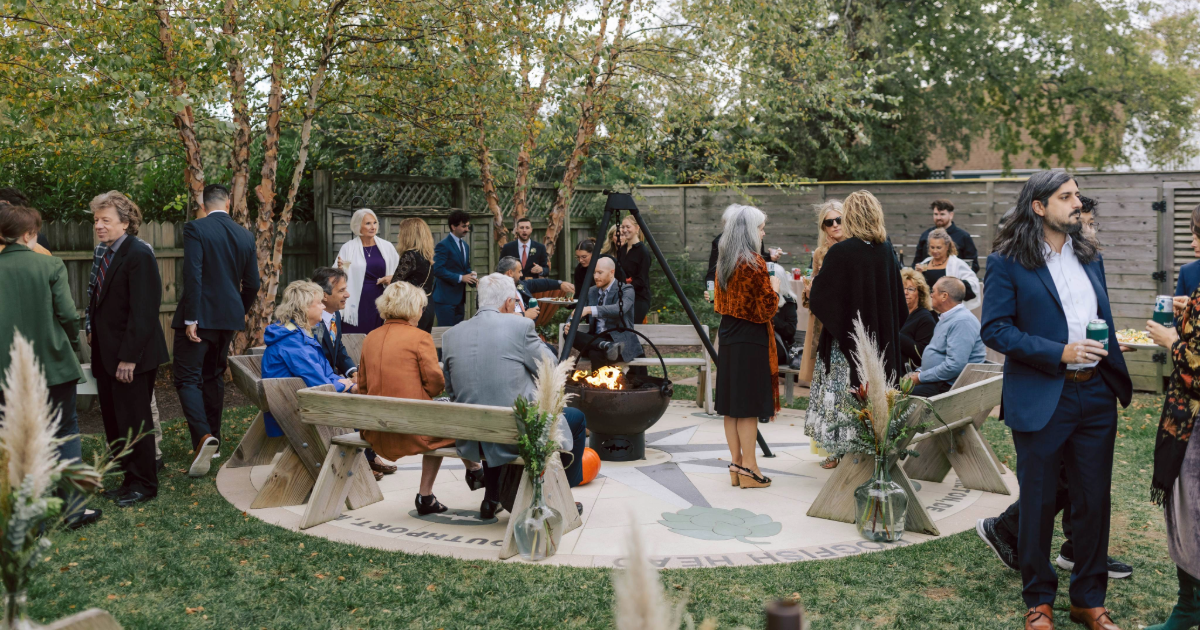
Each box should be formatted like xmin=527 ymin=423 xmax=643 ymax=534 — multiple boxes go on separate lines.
xmin=314 ymin=170 xmax=330 ymax=266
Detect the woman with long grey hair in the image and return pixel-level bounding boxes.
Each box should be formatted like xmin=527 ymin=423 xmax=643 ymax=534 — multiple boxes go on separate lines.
xmin=714 ymin=204 xmax=780 ymax=488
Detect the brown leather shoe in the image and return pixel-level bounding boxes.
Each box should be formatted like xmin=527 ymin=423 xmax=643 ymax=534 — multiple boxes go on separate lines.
xmin=368 ymin=459 xmax=397 ymax=475
xmin=1025 ymin=604 xmax=1054 ymax=630
xmin=1069 ymin=606 xmax=1120 ymax=630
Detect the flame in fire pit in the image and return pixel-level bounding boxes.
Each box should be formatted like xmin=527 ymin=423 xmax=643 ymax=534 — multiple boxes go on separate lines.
xmin=571 ymin=366 xmax=625 ymax=390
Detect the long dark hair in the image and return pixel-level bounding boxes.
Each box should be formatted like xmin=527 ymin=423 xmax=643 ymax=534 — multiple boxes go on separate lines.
xmin=992 ymin=170 xmax=1098 ymax=270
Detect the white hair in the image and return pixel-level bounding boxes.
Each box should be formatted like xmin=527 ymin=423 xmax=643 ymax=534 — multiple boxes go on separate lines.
xmin=477 ymin=273 xmax=519 ymax=310
xmin=350 ymin=207 xmax=378 ymax=238
xmin=717 ymin=204 xmax=766 ymax=289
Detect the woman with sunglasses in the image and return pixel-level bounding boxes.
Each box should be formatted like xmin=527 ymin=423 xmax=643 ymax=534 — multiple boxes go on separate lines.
xmin=801 ymin=199 xmax=852 ymax=469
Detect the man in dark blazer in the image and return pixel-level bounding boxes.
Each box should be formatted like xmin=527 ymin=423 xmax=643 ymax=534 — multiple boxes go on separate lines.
xmin=431 ymin=210 xmax=477 ymax=327
xmin=497 ymin=256 xmax=575 ymax=321
xmin=564 ymin=257 xmax=643 ymax=368
xmin=310 ymin=266 xmax=357 ymax=379
xmin=88 ymin=192 xmax=169 ymax=507
xmin=914 ymin=199 xmax=979 ymax=271
xmin=172 ymin=184 xmax=259 ymax=478
xmin=498 ymin=217 xmax=550 ymax=278
xmin=979 ymin=171 xmax=1131 ymax=630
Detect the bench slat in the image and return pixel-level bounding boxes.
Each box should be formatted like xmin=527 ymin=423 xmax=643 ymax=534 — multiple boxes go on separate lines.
xmin=299 ymin=388 xmax=521 ymax=444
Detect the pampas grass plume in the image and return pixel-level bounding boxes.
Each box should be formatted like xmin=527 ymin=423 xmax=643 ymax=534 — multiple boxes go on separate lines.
xmin=850 ymin=315 xmax=894 ymax=444
xmin=613 ymin=518 xmax=684 ymax=630
xmin=533 ymin=356 xmax=576 ymax=448
xmin=0 ymin=333 xmax=65 ymax=500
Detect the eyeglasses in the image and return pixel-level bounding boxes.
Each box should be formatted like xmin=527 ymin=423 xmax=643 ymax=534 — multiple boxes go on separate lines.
xmin=904 ymin=286 xmax=918 ymax=294
xmin=822 ymin=217 xmax=842 ymax=228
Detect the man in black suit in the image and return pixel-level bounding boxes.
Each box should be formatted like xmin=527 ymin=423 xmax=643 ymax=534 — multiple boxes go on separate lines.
xmin=172 ymin=184 xmax=260 ymax=478
xmin=88 ymin=192 xmax=169 ymax=507
xmin=498 ymin=217 xmax=549 ymax=279
xmin=310 ymin=266 xmax=358 ymax=379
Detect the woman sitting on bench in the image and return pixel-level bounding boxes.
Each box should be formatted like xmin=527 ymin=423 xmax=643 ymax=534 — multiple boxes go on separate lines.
xmin=357 ymin=281 xmax=466 ymax=516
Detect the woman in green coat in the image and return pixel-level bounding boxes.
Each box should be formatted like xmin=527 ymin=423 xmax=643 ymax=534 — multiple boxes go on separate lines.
xmin=0 ymin=204 xmax=85 ymax=465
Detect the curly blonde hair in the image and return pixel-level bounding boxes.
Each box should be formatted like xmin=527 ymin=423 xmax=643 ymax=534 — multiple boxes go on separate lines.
xmin=275 ymin=281 xmax=325 ymax=328
xmin=900 ymin=268 xmax=931 ymax=311
xmin=926 ymin=227 xmax=958 ymax=258
xmin=376 ymin=280 xmax=428 ymax=321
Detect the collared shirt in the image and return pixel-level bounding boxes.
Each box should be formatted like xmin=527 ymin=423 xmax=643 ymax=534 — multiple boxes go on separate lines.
xmin=450 ymin=233 xmax=469 ymax=282
xmin=1044 ymin=237 xmax=1099 ymax=369
xmin=594 ymin=282 xmax=612 ymax=334
xmin=916 ymin=304 xmax=987 ymax=384
xmin=519 ymin=238 xmax=530 ymax=262
xmin=320 ymin=310 xmax=336 ymax=338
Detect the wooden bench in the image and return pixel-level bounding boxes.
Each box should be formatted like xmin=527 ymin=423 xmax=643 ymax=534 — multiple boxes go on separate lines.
xmin=557 ymin=323 xmax=715 ymax=414
xmin=227 ymin=354 xmax=287 ymax=469
xmin=779 ymin=367 xmax=804 ymax=405
xmin=805 ymin=374 xmax=1005 ymax=535
xmin=903 ymin=364 xmax=1008 ymax=495
xmin=296 ymin=386 xmax=582 ymax=559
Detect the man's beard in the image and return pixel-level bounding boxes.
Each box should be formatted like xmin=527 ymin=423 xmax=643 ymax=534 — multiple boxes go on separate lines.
xmin=1044 ymin=213 xmax=1083 ymax=236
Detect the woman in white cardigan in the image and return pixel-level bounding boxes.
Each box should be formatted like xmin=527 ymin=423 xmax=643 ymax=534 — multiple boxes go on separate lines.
xmin=915 ymin=227 xmax=981 ymax=312
xmin=336 ymin=208 xmax=399 ymax=334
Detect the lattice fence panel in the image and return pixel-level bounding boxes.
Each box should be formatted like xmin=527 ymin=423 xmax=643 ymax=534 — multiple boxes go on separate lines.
xmin=469 ymin=185 xmax=604 ymax=219
xmin=332 ymin=179 xmax=454 ymax=208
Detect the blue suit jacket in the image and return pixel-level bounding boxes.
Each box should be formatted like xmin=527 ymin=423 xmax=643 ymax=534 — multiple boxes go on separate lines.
xmin=171 ymin=212 xmax=259 ymax=330
xmin=981 ymin=250 xmax=1132 ymax=433
xmin=315 ymin=312 xmax=356 ymax=377
xmin=1177 ymin=260 xmax=1200 ymax=298
xmin=431 ymin=234 xmax=471 ymax=305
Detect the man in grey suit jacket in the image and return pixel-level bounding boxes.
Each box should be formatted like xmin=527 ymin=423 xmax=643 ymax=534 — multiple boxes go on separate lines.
xmin=565 ymin=257 xmax=645 ymax=368
xmin=442 ymin=273 xmax=578 ymax=519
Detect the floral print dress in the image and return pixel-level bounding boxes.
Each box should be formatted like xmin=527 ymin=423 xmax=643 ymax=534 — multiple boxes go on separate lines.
xmin=805 ymin=335 xmax=855 ymax=456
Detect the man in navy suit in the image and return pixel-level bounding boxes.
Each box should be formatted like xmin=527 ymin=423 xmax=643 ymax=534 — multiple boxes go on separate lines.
xmin=431 ymin=210 xmax=477 ymax=326
xmin=980 ymin=171 xmax=1132 ymax=630
xmin=309 ymin=266 xmax=357 ymax=379
xmin=172 ymin=184 xmax=260 ymax=478
xmin=498 ymin=217 xmax=550 ymax=279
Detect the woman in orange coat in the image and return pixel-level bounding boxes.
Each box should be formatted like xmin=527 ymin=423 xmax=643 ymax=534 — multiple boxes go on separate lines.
xmin=358 ymin=280 xmax=457 ymax=515
xmin=714 ymin=204 xmax=781 ymax=489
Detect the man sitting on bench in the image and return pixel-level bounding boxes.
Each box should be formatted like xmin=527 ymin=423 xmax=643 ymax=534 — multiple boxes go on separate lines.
xmin=441 ymin=273 xmax=587 ymax=520
xmin=563 ymin=257 xmax=642 ymax=369
xmin=905 ymin=277 xmax=986 ymax=397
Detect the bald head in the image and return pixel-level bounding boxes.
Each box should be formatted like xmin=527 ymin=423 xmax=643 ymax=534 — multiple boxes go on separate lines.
xmin=593 ymin=255 xmax=616 ymax=289
xmin=931 ymin=276 xmax=966 ymax=313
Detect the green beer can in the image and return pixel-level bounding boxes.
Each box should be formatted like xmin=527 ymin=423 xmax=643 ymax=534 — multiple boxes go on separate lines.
xmin=1154 ymin=295 xmax=1175 ymax=325
xmin=1086 ymin=319 xmax=1109 ymax=351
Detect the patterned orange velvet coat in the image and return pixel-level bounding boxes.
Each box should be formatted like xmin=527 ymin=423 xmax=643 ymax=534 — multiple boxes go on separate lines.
xmin=714 ymin=256 xmax=780 ymax=412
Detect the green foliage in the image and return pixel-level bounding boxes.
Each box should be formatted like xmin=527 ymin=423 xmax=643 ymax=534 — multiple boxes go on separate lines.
xmin=512 ymin=396 xmax=558 ymax=480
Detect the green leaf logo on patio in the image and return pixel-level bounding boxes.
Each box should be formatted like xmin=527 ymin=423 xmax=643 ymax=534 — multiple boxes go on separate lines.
xmin=658 ymin=507 xmax=781 ymax=543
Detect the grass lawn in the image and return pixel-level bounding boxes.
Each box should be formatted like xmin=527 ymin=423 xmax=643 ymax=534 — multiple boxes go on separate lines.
xmin=31 ymin=393 xmax=1180 ymax=629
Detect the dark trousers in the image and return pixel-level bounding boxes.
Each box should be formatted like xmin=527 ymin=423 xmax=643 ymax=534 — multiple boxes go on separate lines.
xmin=1011 ymin=376 xmax=1116 ymax=609
xmin=479 ymin=409 xmax=588 ymax=506
xmin=433 ymin=300 xmax=465 ymax=327
xmin=911 ymin=379 xmax=953 ymax=398
xmin=173 ymin=328 xmax=235 ymax=450
xmin=0 ymin=380 xmax=81 ymax=464
xmin=994 ymin=460 xmax=1074 ymax=558
xmin=417 ymin=302 xmax=436 ymax=333
xmin=634 ymin=299 xmax=650 ymax=325
xmin=94 ymin=367 xmax=158 ymax=495
xmin=562 ymin=407 xmax=587 ymax=487
xmin=573 ymin=330 xmax=615 ymax=369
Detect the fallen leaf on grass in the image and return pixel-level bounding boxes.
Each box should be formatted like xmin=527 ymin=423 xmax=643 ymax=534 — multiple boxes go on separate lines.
xmin=185 ymin=606 xmax=205 ymax=614
xmin=315 ymin=573 xmax=326 ymax=579
xmin=107 ymin=595 xmax=118 ymax=600
xmin=426 ymin=584 xmax=436 ymax=592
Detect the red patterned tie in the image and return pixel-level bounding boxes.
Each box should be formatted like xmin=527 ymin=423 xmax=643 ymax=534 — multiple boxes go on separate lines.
xmin=521 ymin=243 xmax=528 ymax=269
xmin=96 ymin=250 xmax=113 ymax=296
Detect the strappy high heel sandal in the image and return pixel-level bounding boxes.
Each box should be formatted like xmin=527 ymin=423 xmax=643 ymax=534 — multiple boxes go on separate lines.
xmin=737 ymin=466 xmax=772 ymax=489
xmin=415 ymin=493 xmax=448 ymax=515
xmin=728 ymin=464 xmax=741 ymax=487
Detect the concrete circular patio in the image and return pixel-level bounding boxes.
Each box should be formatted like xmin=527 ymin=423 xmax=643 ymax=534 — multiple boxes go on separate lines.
xmin=216 ymin=401 xmax=1018 ymax=568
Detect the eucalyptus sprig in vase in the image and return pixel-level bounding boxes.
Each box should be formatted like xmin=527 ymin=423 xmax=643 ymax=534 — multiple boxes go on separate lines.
xmin=0 ymin=334 xmax=134 ymax=628
xmin=832 ymin=317 xmax=947 ymax=542
xmin=510 ymin=357 xmax=577 ymax=561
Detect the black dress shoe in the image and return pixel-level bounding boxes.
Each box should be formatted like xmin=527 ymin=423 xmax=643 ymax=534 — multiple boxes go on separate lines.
xmin=1055 ymin=553 xmax=1133 ymax=579
xmin=465 ymin=467 xmax=486 ymax=492
xmin=156 ymin=457 xmax=165 ymax=472
xmin=67 ymin=508 xmax=103 ymax=530
xmin=480 ymin=499 xmax=503 ymax=520
xmin=576 ymin=502 xmax=583 ymax=515
xmin=415 ymin=493 xmax=448 ymax=516
xmin=102 ymin=487 xmax=127 ymax=501
xmin=115 ymin=490 xmax=155 ymax=508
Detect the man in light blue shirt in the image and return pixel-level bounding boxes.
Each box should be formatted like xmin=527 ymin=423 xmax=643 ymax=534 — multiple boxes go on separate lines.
xmin=907 ymin=276 xmax=986 ymax=397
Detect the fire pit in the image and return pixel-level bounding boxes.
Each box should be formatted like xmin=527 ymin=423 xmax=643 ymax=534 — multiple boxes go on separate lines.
xmin=567 ymin=366 xmax=673 ymax=462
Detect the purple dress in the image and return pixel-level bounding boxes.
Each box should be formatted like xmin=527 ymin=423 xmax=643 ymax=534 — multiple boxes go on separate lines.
xmin=344 ymin=244 xmax=386 ymax=334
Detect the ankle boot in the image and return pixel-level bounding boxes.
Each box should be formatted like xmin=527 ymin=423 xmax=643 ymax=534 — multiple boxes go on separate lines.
xmin=1146 ymin=567 xmax=1200 ymax=630
xmin=599 ymin=341 xmax=624 ymax=362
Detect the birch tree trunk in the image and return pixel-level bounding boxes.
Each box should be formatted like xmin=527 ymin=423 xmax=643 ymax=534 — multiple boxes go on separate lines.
xmin=474 ymin=114 xmax=508 ymax=246
xmin=153 ymin=4 xmax=205 ymax=213
xmin=223 ymin=0 xmax=253 ymax=227
xmin=512 ymin=4 xmax=568 ymax=222
xmin=543 ymin=0 xmax=633 ymax=255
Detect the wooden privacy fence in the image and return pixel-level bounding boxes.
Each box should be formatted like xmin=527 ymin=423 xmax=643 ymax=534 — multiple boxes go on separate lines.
xmin=43 ymin=220 xmax=319 ymax=357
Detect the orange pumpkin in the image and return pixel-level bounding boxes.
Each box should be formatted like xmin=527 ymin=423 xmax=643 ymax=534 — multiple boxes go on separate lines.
xmin=580 ymin=447 xmax=601 ymax=485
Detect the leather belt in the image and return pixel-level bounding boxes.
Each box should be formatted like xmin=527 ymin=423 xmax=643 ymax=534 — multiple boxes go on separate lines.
xmin=1065 ymin=368 xmax=1096 ymax=383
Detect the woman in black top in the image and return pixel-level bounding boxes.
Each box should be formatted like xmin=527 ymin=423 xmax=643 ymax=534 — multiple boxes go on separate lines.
xmin=770 ymin=263 xmax=799 ymax=366
xmin=389 ymin=218 xmax=437 ymax=332
xmin=603 ymin=216 xmax=652 ymax=323
xmin=573 ymin=238 xmax=596 ymax=290
xmin=898 ymin=267 xmax=936 ymax=371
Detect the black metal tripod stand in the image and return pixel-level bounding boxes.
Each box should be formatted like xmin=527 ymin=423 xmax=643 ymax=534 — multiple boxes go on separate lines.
xmin=559 ymin=192 xmax=775 ymax=458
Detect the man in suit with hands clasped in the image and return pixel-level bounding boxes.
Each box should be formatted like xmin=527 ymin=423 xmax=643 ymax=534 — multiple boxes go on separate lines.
xmin=432 ymin=210 xmax=477 ymax=326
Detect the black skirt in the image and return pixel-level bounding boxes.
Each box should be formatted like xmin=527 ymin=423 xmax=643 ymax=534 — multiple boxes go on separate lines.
xmin=715 ymin=315 xmax=775 ymax=418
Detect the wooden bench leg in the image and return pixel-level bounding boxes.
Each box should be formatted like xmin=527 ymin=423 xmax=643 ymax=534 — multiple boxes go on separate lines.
xmin=344 ymin=452 xmax=384 ymax=510
xmin=695 ymin=368 xmax=706 ymax=409
xmin=227 ymin=411 xmax=287 ymax=469
xmin=499 ymin=467 xmax=580 ymax=560
xmin=903 ymin=439 xmax=952 ymax=483
xmin=784 ymin=373 xmax=795 ymax=406
xmin=703 ymin=367 xmax=715 ymax=415
xmin=943 ymin=425 xmax=1010 ymax=495
xmin=250 ymin=444 xmax=315 ymax=509
xmin=300 ymin=443 xmax=360 ymax=529
xmin=806 ymin=452 xmax=940 ymax=536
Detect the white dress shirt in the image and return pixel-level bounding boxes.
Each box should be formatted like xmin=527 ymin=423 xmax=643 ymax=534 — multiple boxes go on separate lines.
xmin=1043 ymin=237 xmax=1099 ymax=368
xmin=450 ymin=233 xmax=469 ymax=282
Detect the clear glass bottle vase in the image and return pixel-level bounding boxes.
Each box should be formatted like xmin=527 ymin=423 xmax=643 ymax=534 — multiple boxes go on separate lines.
xmin=513 ymin=474 xmax=563 ymax=561
xmin=853 ymin=456 xmax=908 ymax=543
xmin=3 ymin=589 xmax=42 ymax=630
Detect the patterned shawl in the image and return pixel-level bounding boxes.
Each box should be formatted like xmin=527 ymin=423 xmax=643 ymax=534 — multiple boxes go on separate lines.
xmin=714 ymin=256 xmax=780 ymax=413
xmin=1154 ymin=287 xmax=1200 ymax=504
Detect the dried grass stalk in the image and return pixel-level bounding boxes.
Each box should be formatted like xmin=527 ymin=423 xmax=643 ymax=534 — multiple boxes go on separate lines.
xmin=0 ymin=333 xmax=64 ymax=501
xmin=850 ymin=315 xmax=894 ymax=444
xmin=613 ymin=518 xmax=684 ymax=630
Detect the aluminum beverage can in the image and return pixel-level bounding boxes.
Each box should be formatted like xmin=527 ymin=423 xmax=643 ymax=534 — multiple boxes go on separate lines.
xmin=527 ymin=298 xmax=538 ymax=309
xmin=1154 ymin=295 xmax=1174 ymax=325
xmin=1086 ymin=319 xmax=1108 ymax=351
